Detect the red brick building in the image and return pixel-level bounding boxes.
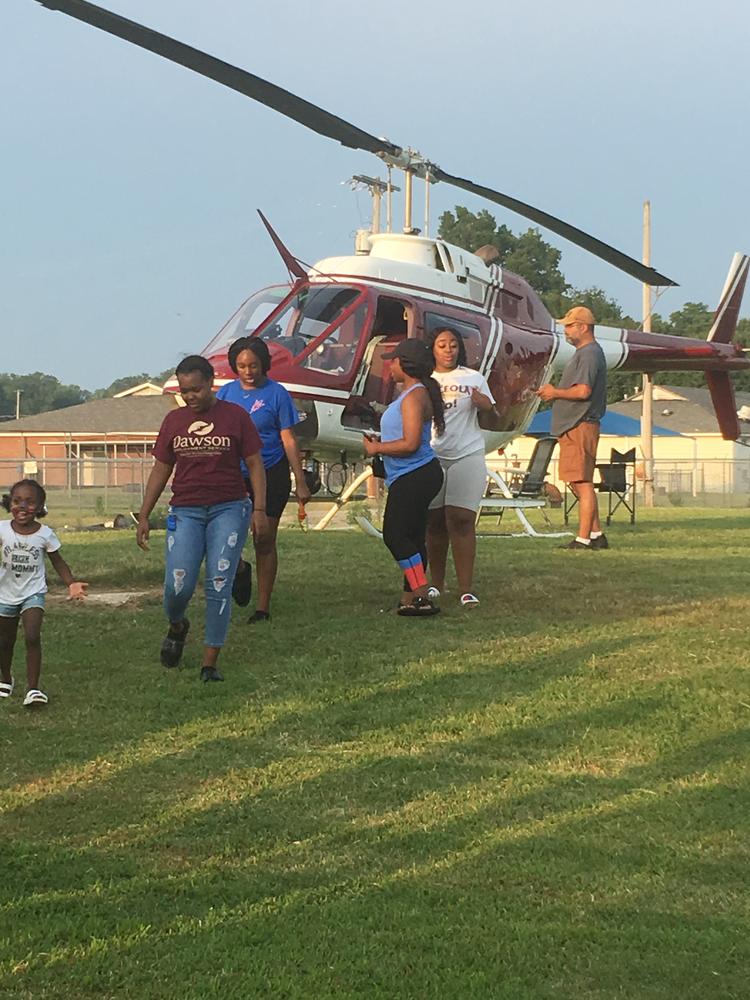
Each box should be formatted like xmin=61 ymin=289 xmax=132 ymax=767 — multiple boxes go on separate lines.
xmin=0 ymin=395 xmax=178 ymax=488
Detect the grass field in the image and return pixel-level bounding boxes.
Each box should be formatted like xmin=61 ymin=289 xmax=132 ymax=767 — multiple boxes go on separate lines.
xmin=1 ymin=510 xmax=748 ymax=999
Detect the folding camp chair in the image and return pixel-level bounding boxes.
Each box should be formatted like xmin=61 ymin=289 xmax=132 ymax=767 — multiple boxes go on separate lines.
xmin=564 ymin=446 xmax=636 ymax=526
xmin=596 ymin=447 xmax=636 ymax=524
xmin=478 ymin=437 xmax=569 ymax=538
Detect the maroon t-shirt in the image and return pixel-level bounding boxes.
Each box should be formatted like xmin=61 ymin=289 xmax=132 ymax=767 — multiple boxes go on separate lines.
xmin=152 ymin=400 xmax=262 ymax=507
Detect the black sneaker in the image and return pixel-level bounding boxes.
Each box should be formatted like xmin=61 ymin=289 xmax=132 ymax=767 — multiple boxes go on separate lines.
xmin=160 ymin=619 xmax=190 ymax=668
xmin=232 ymin=560 xmax=252 ymax=607
xmin=248 ymin=610 xmax=271 ymax=624
xmin=200 ymin=665 xmax=224 ymax=682
xmin=590 ymin=534 xmax=610 ymax=550
xmin=559 ymin=540 xmax=593 ymax=550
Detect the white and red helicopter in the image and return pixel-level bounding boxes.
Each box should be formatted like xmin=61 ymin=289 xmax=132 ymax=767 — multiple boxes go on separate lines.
xmin=34 ymin=0 xmax=750 ymax=461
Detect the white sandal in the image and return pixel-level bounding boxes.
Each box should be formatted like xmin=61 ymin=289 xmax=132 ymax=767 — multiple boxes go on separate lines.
xmin=460 ymin=593 xmax=480 ymax=607
xmin=23 ymin=689 xmax=48 ymax=706
xmin=427 ymin=587 xmax=441 ymax=600
xmin=0 ymin=678 xmax=14 ymax=698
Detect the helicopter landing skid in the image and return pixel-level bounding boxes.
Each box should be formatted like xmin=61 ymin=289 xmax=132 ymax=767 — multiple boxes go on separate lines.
xmin=476 ymin=471 xmax=571 ymax=539
xmin=312 ymin=467 xmax=375 ymax=531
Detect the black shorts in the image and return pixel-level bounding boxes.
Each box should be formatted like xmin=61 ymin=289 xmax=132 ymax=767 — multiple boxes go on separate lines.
xmin=244 ymin=455 xmax=291 ymax=520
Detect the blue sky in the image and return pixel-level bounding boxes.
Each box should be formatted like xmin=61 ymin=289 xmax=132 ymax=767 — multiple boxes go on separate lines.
xmin=1 ymin=0 xmax=748 ymax=388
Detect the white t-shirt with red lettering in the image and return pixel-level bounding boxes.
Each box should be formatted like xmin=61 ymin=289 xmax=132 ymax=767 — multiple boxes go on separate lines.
xmin=0 ymin=520 xmax=61 ymax=603
xmin=431 ymin=366 xmax=495 ymax=460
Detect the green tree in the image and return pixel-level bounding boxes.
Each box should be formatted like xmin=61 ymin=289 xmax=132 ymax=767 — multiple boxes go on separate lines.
xmin=438 ymin=207 xmax=515 ymax=259
xmin=151 ymin=366 xmax=178 ymax=384
xmin=663 ymin=302 xmax=712 ymax=338
xmin=91 ymin=373 xmax=155 ymax=399
xmin=0 ymin=373 xmax=89 ymax=420
xmin=438 ymin=208 xmax=568 ymax=303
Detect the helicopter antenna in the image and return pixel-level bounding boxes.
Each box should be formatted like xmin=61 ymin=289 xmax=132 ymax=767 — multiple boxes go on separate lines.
xmin=424 ymin=169 xmax=432 ymax=238
xmin=347 ymin=175 xmax=399 ymax=234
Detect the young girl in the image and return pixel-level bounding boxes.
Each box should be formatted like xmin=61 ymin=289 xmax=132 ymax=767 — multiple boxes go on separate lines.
xmin=0 ymin=479 xmax=87 ymax=706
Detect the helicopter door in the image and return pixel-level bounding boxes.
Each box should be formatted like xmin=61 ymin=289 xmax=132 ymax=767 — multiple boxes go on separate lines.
xmin=341 ymin=296 xmax=411 ymax=429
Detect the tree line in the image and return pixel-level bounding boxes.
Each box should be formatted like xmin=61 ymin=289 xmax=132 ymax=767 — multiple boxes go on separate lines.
xmin=0 ymin=370 xmax=177 ymax=421
xmin=2 ymin=207 xmax=748 ymax=418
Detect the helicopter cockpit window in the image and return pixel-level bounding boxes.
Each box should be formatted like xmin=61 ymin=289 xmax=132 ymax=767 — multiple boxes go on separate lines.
xmin=202 ymin=285 xmax=292 ymax=358
xmin=254 ymin=284 xmax=366 ymax=375
xmin=299 ymin=302 xmax=368 ymax=375
xmin=424 ymin=313 xmax=483 ymax=368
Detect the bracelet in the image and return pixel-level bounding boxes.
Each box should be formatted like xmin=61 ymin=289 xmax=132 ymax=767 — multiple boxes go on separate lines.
xmin=254 ymin=507 xmax=266 ymax=512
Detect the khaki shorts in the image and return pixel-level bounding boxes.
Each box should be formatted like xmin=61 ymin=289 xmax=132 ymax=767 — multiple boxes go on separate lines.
xmin=558 ymin=421 xmax=600 ymax=484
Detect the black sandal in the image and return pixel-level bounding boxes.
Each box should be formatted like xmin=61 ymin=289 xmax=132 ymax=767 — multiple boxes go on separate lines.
xmin=397 ymin=597 xmax=440 ymax=618
xmin=232 ymin=561 xmax=252 ymax=607
xmin=160 ymin=619 xmax=190 ymax=668
xmin=248 ymin=610 xmax=271 ymax=624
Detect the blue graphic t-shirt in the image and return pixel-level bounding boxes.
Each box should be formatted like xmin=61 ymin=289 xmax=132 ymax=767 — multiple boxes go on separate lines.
xmin=216 ymin=378 xmax=299 ymax=470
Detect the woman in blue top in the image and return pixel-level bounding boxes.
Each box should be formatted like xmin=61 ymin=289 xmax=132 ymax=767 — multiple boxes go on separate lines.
xmin=217 ymin=337 xmax=310 ymax=621
xmin=363 ymin=339 xmax=445 ymax=617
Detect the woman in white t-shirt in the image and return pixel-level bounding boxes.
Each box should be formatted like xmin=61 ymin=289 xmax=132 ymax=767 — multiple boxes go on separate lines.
xmin=426 ymin=327 xmax=498 ymax=607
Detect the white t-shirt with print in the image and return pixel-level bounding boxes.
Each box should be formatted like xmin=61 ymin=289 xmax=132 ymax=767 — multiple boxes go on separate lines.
xmin=0 ymin=521 xmax=61 ymax=604
xmin=431 ymin=366 xmax=495 ymax=460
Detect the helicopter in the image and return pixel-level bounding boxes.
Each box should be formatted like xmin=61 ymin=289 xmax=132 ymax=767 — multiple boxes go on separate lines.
xmin=32 ymin=0 xmax=750 ymax=461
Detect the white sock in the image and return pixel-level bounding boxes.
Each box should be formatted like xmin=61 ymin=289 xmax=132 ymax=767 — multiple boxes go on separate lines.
xmin=590 ymin=531 xmax=602 ymax=539
xmin=575 ymin=536 xmax=591 ymax=545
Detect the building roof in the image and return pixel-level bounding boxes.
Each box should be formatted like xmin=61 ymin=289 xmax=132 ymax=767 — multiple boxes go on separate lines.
xmin=0 ymin=395 xmax=179 ymax=435
xmin=113 ymin=382 xmax=164 ymax=397
xmin=610 ymin=385 xmax=750 ymax=436
xmin=527 ymin=409 xmax=681 ymax=437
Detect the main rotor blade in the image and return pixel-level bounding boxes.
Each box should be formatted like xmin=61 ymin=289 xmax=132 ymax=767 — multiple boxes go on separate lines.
xmin=35 ymin=0 xmax=677 ymax=287
xmin=35 ymin=0 xmax=400 ymax=158
xmin=433 ymin=168 xmax=677 ymax=287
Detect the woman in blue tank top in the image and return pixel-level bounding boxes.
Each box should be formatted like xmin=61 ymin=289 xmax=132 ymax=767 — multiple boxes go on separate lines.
xmin=363 ymin=339 xmax=445 ymax=616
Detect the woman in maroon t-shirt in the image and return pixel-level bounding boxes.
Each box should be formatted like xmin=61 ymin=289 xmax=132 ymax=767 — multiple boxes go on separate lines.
xmin=137 ymin=355 xmax=268 ymax=682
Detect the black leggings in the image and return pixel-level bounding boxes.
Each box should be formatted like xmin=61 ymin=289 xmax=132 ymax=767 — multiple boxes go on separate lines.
xmin=382 ymin=459 xmax=443 ymax=591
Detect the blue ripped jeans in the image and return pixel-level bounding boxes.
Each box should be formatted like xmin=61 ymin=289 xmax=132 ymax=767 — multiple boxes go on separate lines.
xmin=163 ymin=500 xmax=251 ymax=647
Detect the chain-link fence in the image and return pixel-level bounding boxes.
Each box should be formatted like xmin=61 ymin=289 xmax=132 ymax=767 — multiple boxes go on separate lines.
xmin=0 ymin=456 xmax=374 ymax=527
xmin=1 ymin=454 xmax=749 ymax=527
xmin=491 ymin=457 xmax=750 ymax=509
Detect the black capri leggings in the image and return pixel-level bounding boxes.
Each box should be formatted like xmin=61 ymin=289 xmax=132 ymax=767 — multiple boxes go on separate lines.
xmin=382 ymin=459 xmax=443 ymax=589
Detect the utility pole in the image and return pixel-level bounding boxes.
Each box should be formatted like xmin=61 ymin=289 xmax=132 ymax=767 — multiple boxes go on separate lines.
xmin=15 ymin=390 xmax=22 ymax=421
xmin=641 ymin=201 xmax=655 ymax=507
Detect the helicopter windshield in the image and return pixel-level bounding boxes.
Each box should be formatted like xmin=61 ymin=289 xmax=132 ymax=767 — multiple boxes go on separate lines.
xmin=202 ymin=284 xmax=292 ymax=358
xmin=255 ymin=283 xmax=366 ymax=376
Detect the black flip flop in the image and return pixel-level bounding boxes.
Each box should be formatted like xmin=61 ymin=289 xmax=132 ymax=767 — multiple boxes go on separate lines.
xmin=397 ymin=597 xmax=440 ymax=618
